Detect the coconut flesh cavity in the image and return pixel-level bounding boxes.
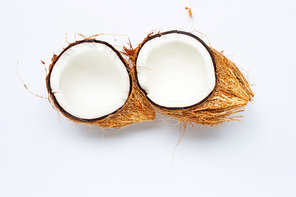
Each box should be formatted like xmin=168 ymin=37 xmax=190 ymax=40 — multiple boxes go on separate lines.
xmin=48 ymin=40 xmax=131 ymax=121
xmin=135 ymin=31 xmax=216 ymax=109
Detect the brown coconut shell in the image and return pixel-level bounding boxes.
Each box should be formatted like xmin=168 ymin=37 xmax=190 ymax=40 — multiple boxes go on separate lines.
xmin=46 ymin=39 xmax=155 ymax=129
xmin=124 ymin=30 xmax=254 ymax=127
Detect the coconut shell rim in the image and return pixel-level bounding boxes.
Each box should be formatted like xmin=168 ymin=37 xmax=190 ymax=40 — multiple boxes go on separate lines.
xmin=46 ymin=39 xmax=133 ymax=123
xmin=134 ymin=30 xmax=217 ymax=111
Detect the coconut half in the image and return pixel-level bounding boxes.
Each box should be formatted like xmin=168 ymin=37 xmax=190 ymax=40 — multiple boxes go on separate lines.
xmin=124 ymin=30 xmax=254 ymax=126
xmin=47 ymin=40 xmax=131 ymax=122
xmin=135 ymin=30 xmax=216 ymax=109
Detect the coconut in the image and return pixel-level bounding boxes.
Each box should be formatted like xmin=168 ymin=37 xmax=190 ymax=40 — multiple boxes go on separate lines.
xmin=47 ymin=39 xmax=155 ymax=129
xmin=124 ymin=30 xmax=254 ymax=126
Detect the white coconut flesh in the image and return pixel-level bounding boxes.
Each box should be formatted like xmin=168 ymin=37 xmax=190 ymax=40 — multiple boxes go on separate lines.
xmin=50 ymin=41 xmax=130 ymax=120
xmin=136 ymin=32 xmax=216 ymax=108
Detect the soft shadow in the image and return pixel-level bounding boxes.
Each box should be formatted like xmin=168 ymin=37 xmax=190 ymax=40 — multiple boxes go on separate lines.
xmin=165 ymin=120 xmax=248 ymax=144
xmin=73 ymin=120 xmax=156 ymax=140
xmin=54 ymin=111 xmax=254 ymax=142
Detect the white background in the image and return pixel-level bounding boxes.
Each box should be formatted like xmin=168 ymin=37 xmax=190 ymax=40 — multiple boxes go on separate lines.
xmin=1 ymin=0 xmax=296 ymax=196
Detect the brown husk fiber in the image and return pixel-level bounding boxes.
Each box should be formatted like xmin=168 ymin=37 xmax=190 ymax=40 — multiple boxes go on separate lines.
xmin=46 ymin=39 xmax=155 ymax=129
xmin=124 ymin=32 xmax=254 ymax=127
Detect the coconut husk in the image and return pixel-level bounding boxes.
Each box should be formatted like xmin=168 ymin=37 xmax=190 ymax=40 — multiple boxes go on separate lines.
xmin=124 ymin=32 xmax=254 ymax=127
xmin=46 ymin=39 xmax=155 ymax=129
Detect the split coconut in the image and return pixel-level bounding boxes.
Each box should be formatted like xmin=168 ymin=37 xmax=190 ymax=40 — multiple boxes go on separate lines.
xmin=46 ymin=31 xmax=253 ymax=129
xmin=125 ymin=30 xmax=254 ymax=126
xmin=47 ymin=39 xmax=155 ymax=128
